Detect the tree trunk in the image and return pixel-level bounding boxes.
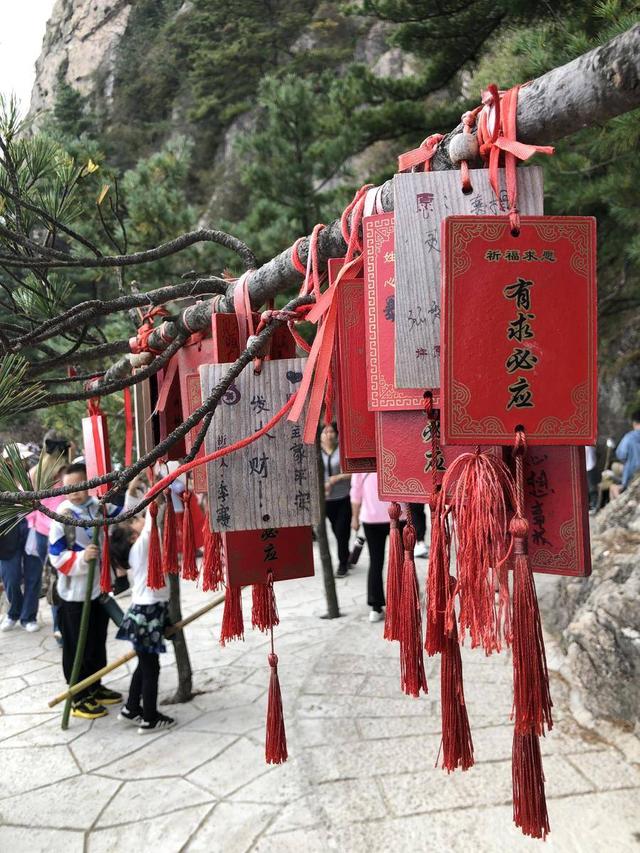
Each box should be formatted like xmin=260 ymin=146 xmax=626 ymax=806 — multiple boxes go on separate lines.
xmin=315 ymin=438 xmax=341 ymax=619
xmin=167 ymin=572 xmax=193 ymax=702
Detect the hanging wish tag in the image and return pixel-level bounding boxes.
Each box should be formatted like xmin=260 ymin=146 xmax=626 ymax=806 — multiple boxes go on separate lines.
xmin=177 ymin=339 xmax=216 ymax=493
xmin=201 ymin=358 xmax=320 ymax=532
xmin=364 ymin=213 xmax=426 ymax=410
xmin=223 ymin=526 xmax=314 ymax=585
xmin=441 ymin=215 xmax=597 ymax=445
xmin=394 ymin=167 xmax=544 ymax=389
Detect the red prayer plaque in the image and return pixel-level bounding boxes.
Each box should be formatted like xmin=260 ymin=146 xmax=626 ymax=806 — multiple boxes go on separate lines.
xmin=364 ymin=214 xmax=429 ymax=410
xmin=331 ymin=258 xmax=376 ymax=458
xmin=505 ymin=445 xmax=591 ymax=577
xmin=441 ymin=216 xmax=597 ymax=445
xmin=223 ymin=525 xmax=314 ymax=586
xmin=82 ymin=414 xmax=111 ymax=497
xmin=156 ymin=358 xmax=186 ymax=461
xmin=211 ymin=312 xmax=296 ymax=362
xmin=375 ymin=411 xmax=497 ymax=503
xmin=177 ymin=338 xmax=215 ymax=494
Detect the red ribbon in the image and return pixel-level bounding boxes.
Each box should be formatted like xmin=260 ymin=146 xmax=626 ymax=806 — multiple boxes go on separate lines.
xmin=123 ymin=386 xmax=133 ymax=467
xmin=397 ymin=134 xmax=445 ymax=173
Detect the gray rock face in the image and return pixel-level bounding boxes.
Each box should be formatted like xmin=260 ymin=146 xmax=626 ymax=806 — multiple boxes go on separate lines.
xmin=29 ymin=0 xmax=132 ymax=119
xmin=542 ymin=478 xmax=640 ymax=727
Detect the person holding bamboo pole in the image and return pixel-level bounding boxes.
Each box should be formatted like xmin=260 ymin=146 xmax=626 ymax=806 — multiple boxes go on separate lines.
xmin=48 ymin=463 xmax=129 ymax=720
xmin=112 ymin=489 xmax=176 ymax=733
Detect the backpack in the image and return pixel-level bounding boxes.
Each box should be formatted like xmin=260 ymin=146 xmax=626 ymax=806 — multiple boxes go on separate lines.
xmin=0 ymin=520 xmax=23 ymax=560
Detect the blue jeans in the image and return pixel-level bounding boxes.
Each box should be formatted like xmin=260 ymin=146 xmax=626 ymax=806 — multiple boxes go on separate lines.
xmin=0 ymin=525 xmax=47 ymax=625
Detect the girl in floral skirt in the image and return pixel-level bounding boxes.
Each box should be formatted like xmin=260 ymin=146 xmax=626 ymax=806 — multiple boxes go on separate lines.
xmin=113 ymin=495 xmax=176 ymax=734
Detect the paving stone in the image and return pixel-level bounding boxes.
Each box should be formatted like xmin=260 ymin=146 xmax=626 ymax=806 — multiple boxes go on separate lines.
xmin=230 ymin=758 xmax=310 ymax=805
xmin=0 ymin=773 xmax=119 ymax=830
xmin=187 ymin=681 xmax=264 ymax=711
xmin=96 ymin=777 xmax=215 ymax=827
xmin=254 ymin=826 xmax=334 ymax=852
xmin=302 ymin=672 xmax=366 ymax=696
xmin=0 ymin=658 xmax=55 ymax=679
xmin=263 ymin=795 xmax=320 ymax=834
xmin=182 ymin=702 xmax=266 ymax=736
xmin=185 ymin=800 xmax=278 ymax=852
xmin=89 ymin=804 xmax=211 ymax=853
xmin=311 ymin=778 xmax=388 ymax=827
xmin=0 ymin=743 xmax=79 ymax=798
xmin=0 ymin=713 xmax=91 ymax=747
xmin=293 ymin=717 xmax=361 ymax=748
xmin=356 ymin=713 xmax=442 ymax=741
xmin=0 ymin=680 xmax=65 ymax=714
xmin=187 ymin=735 xmax=271 ymax=798
xmin=0 ymin=676 xmax=27 ymax=698
xmin=297 ymin=693 xmax=430 ymax=719
xmin=23 ymin=662 xmax=65 ymax=686
xmin=564 ymin=749 xmax=640 ymax=790
xmin=0 ymin=826 xmax=84 ymax=853
xmin=99 ymin=730 xmax=236 ymax=780
xmin=0 ymin=712 xmax=61 ymax=742
xmin=302 ymin=734 xmax=443 ymax=783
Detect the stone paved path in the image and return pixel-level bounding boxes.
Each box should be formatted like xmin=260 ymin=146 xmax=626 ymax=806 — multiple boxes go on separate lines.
xmin=1 ymin=554 xmax=639 ymax=852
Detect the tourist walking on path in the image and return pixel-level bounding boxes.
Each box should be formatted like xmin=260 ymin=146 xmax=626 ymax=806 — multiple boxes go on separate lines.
xmin=114 ymin=485 xmax=176 ymax=733
xmin=350 ymin=472 xmax=401 ymax=623
xmin=0 ymin=443 xmax=43 ymax=633
xmin=320 ymin=423 xmax=352 ymax=578
xmin=616 ymin=408 xmax=640 ymax=491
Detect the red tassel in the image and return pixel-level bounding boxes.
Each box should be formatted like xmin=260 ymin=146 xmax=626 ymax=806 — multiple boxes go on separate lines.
xmin=383 ymin=502 xmax=403 ymax=642
xmin=512 ymin=731 xmax=550 ymax=839
xmin=425 ymin=491 xmax=449 ymax=656
xmin=441 ymin=450 xmax=512 ymax=654
xmin=398 ymin=522 xmax=428 ymax=698
xmin=146 ymin=502 xmax=165 ymax=590
xmin=219 ymin=584 xmax=244 ymax=645
xmin=511 ymin=517 xmax=553 ymax=737
xmin=252 ymin=581 xmax=279 ymax=633
xmin=439 ymin=575 xmax=474 ymax=772
xmin=180 ymin=489 xmax=199 ymax=581
xmin=265 ymin=652 xmax=288 ymax=764
xmin=162 ymin=491 xmax=179 ymax=574
xmin=202 ymin=517 xmax=224 ymax=592
xmin=99 ymin=523 xmax=111 ymax=594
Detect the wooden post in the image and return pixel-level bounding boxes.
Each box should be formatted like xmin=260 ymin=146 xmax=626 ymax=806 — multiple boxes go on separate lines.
xmin=315 ymin=436 xmax=341 ymax=619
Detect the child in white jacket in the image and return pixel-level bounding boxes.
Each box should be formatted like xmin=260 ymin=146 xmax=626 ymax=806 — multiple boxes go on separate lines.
xmin=114 ymin=492 xmax=175 ymax=734
xmin=48 ymin=463 xmax=129 ymax=720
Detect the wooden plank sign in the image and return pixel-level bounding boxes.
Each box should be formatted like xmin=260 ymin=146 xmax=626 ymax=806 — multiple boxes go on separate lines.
xmin=177 ymin=339 xmax=215 ymax=493
xmin=375 ymin=410 xmax=495 ymax=503
xmin=331 ymin=258 xmax=376 ymax=458
xmin=441 ymin=216 xmax=597 ymax=445
xmin=505 ymin=445 xmax=591 ymax=577
xmin=394 ymin=167 xmax=544 ymax=388
xmin=364 ymin=213 xmax=426 ymax=410
xmin=201 ymin=357 xmax=320 ymax=532
xmin=223 ymin=526 xmax=314 ymax=585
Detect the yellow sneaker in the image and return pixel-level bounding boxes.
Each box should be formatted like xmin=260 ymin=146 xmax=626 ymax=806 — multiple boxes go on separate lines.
xmin=71 ymin=699 xmax=108 ymax=719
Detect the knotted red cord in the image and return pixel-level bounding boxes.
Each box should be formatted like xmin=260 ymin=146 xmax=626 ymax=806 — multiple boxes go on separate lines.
xmin=397 ymin=133 xmax=445 ymax=173
xmin=129 ymin=306 xmax=170 ymax=354
xmin=477 ymin=84 xmax=554 ymax=233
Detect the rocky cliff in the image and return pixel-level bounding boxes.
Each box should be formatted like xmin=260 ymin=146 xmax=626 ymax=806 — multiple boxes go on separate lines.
xmin=542 ymin=478 xmax=640 ymax=730
xmin=30 ymin=0 xmax=132 ymax=119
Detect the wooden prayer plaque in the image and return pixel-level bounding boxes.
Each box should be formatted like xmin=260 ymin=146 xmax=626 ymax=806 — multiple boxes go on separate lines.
xmin=177 ymin=339 xmax=215 ymax=493
xmin=505 ymin=445 xmax=591 ymax=577
xmin=156 ymin=357 xmax=186 ymax=461
xmin=394 ymin=166 xmax=544 ymax=388
xmin=375 ymin=411 xmax=495 ymax=502
xmin=441 ymin=216 xmax=597 ymax=445
xmin=331 ymin=259 xmax=376 ymax=458
xmin=82 ymin=413 xmax=111 ymax=498
xmin=364 ymin=213 xmax=427 ymax=410
xmin=133 ymin=373 xmax=160 ymax=462
xmin=223 ymin=525 xmax=314 ymax=585
xmin=201 ymin=357 xmax=320 ymax=532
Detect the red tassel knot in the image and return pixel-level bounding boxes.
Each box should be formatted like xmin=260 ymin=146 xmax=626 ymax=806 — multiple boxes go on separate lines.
xmin=180 ymin=489 xmax=199 ymax=581
xmin=146 ymin=501 xmax=165 ymax=590
xmin=384 ymin=502 xmax=403 ymax=642
xmin=162 ymin=492 xmax=179 ymax=574
xmin=398 ymin=521 xmax=428 ymax=698
xmin=265 ymin=651 xmax=288 ymax=764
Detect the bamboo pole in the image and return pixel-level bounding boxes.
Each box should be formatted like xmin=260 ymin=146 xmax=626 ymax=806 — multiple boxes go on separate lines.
xmin=49 ymin=591 xmax=226 ymax=709
xmin=60 ymin=526 xmax=100 ymax=729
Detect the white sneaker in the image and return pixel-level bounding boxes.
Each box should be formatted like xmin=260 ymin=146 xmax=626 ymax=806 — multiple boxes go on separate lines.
xmin=414 ymin=544 xmax=430 ymax=558
xmin=0 ymin=616 xmax=17 ymax=632
xmin=369 ymin=609 xmax=384 ymax=623
xmin=23 ymin=621 xmax=40 ymax=633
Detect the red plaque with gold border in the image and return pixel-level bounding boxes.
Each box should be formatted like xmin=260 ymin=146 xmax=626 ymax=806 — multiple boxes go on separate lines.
xmin=364 ymin=214 xmax=428 ymax=410
xmin=330 ymin=259 xmax=376 ymax=459
xmin=177 ymin=338 xmax=215 ymax=493
xmin=441 ymin=216 xmax=597 ymax=445
xmin=375 ymin=411 xmax=496 ymax=503
xmin=505 ymin=445 xmax=591 ymax=577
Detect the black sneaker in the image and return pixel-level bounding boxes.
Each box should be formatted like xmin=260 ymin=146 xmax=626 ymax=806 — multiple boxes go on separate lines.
xmin=117 ymin=707 xmax=143 ymax=725
xmin=335 ymin=564 xmax=349 ymax=578
xmin=91 ymin=685 xmax=123 ymax=706
xmin=137 ymin=713 xmax=176 ymax=734
xmin=71 ymin=698 xmax=108 ymax=720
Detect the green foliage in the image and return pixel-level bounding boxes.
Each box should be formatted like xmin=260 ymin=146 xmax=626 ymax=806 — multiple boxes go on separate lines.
xmin=0 ymin=356 xmax=45 ymax=418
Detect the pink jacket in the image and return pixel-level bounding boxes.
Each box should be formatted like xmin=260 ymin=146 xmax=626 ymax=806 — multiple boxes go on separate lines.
xmin=28 ymin=493 xmax=66 ymax=536
xmin=350 ymin=473 xmax=392 ymax=524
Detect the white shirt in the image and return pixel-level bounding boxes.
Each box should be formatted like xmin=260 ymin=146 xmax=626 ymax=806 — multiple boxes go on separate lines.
xmin=128 ymin=508 xmax=170 ymax=606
